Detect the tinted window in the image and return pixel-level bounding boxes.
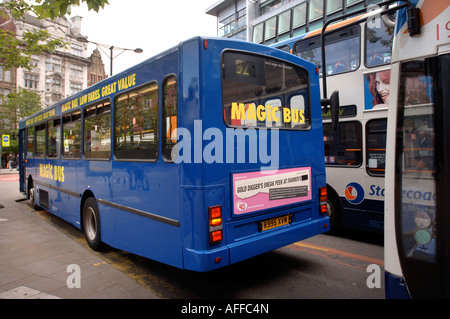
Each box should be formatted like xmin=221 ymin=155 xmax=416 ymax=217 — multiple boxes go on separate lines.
xmin=114 ymin=83 xmax=159 ymax=161
xmin=324 ymin=121 xmax=362 ymax=166
xmin=84 ymin=101 xmax=111 ymax=160
xmin=293 ymin=25 xmax=360 ymax=75
xmin=222 ymin=51 xmax=310 ymax=130
xmin=162 ymin=76 xmax=178 ymax=162
xmin=62 ymin=111 xmax=81 ymax=159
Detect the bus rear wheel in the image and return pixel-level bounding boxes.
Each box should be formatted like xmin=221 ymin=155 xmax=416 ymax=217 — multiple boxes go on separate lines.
xmin=82 ymin=197 xmax=103 ymax=251
xmin=326 ymin=189 xmax=342 ymax=234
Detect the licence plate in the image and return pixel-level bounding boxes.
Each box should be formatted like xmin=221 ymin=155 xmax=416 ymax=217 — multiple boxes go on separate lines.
xmin=259 ymin=214 xmax=292 ymax=232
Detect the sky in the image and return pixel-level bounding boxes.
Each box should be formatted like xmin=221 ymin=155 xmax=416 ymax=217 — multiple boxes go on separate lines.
xmin=70 ymin=0 xmax=218 ymax=75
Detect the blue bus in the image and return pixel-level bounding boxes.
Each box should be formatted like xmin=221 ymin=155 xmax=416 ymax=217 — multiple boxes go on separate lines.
xmin=18 ymin=37 xmax=332 ymax=272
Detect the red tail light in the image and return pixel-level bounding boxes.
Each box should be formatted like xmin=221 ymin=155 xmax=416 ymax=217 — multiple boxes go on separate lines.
xmin=319 ymin=187 xmax=327 ymax=215
xmin=209 ymin=206 xmax=223 ymax=244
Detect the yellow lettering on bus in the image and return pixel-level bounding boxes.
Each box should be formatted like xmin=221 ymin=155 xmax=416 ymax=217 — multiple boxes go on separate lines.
xmin=271 ymin=106 xmax=279 ymax=122
xmin=257 ymin=105 xmax=266 ymax=121
xmin=283 ymin=108 xmax=291 ymax=123
xmin=246 ymin=104 xmax=256 ymax=121
xmin=231 ymin=103 xmax=246 ymax=120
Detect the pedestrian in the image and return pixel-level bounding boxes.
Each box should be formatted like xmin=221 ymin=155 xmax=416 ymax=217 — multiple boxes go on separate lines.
xmin=7 ymin=153 xmax=15 ymax=171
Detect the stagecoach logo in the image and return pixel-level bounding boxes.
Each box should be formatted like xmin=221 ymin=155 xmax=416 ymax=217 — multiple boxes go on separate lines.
xmin=345 ymin=182 xmax=365 ymax=205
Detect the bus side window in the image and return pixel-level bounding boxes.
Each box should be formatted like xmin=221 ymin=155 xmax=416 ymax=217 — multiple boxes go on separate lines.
xmin=366 ymin=119 xmax=387 ymax=176
xmin=83 ymin=101 xmax=111 ymax=160
xmin=324 ymin=121 xmax=362 ymax=166
xmin=162 ymin=76 xmax=178 ymax=162
xmin=114 ymin=82 xmax=159 ymax=161
xmin=365 ymin=22 xmax=393 ymax=67
xmin=35 ymin=123 xmax=46 ymax=159
xmin=47 ymin=118 xmax=61 ymax=159
xmin=27 ymin=126 xmax=35 ymax=157
xmin=62 ymin=111 xmax=81 ymax=159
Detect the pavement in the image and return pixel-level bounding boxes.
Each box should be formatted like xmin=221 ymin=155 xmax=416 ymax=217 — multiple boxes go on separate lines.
xmin=0 ymin=169 xmax=159 ymax=299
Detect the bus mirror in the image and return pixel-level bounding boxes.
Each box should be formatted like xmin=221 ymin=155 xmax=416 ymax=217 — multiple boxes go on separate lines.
xmin=321 ymin=90 xmax=339 ymax=131
xmin=330 ymin=91 xmax=340 ymax=132
xmin=407 ymin=8 xmax=421 ymax=36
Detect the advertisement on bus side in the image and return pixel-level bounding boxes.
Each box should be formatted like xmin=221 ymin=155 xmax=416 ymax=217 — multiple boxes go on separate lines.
xmin=232 ymin=167 xmax=311 ymax=215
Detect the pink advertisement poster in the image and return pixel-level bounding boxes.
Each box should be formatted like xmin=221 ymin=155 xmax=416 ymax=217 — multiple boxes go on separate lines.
xmin=232 ymin=167 xmax=312 ymax=215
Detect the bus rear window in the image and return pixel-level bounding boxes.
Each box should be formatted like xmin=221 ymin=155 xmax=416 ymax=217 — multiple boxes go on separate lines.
xmin=222 ymin=51 xmax=310 ymax=130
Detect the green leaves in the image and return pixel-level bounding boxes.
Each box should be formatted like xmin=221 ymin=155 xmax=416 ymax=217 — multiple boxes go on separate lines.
xmin=0 ymin=0 xmax=109 ymax=70
xmin=33 ymin=0 xmax=109 ymax=20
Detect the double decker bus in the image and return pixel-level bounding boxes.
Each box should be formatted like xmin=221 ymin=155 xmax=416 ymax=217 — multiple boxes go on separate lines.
xmin=384 ymin=0 xmax=449 ymax=298
xmin=272 ymin=4 xmax=396 ymax=234
xmin=18 ymin=37 xmax=334 ymax=272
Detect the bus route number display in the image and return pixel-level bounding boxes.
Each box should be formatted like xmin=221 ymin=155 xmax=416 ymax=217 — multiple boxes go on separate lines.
xmin=235 ymin=60 xmax=256 ymax=78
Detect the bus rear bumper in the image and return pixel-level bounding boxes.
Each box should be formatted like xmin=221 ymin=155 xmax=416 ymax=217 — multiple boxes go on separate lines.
xmin=183 ymin=217 xmax=329 ymax=272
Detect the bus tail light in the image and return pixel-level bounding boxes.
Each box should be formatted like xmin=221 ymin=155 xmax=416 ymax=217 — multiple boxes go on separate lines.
xmin=209 ymin=205 xmax=223 ymax=244
xmin=319 ymin=187 xmax=327 ymax=215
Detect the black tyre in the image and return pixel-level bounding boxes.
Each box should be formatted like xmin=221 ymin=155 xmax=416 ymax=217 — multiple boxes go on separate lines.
xmin=29 ymin=181 xmax=42 ymax=210
xmin=82 ymin=197 xmax=103 ymax=251
xmin=326 ymin=188 xmax=342 ymax=234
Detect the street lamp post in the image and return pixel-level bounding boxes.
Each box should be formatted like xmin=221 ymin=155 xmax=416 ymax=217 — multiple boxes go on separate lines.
xmin=76 ymin=36 xmax=143 ymax=76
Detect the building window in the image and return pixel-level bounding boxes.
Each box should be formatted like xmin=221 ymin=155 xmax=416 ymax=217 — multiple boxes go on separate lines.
xmin=71 ymin=43 xmax=83 ymax=57
xmin=0 ymin=66 xmax=12 ymax=82
xmin=309 ymin=0 xmax=324 ymax=21
xmin=24 ymin=73 xmax=39 ymax=89
xmin=264 ymin=16 xmax=277 ymax=41
xmin=278 ymin=10 xmax=291 ymax=35
xmin=0 ymin=89 xmax=11 ymax=105
xmin=253 ymin=23 xmax=264 ymax=43
xmin=46 ymin=77 xmax=61 ymax=92
xmin=70 ymin=82 xmax=82 ymax=95
xmin=46 ymin=58 xmax=61 ymax=72
xmin=71 ymin=64 xmax=83 ymax=77
xmin=347 ymin=0 xmax=363 ymax=6
xmin=327 ymin=0 xmax=343 ymax=15
xmin=293 ymin=3 xmax=307 ymax=29
xmin=30 ymin=59 xmax=39 ymax=69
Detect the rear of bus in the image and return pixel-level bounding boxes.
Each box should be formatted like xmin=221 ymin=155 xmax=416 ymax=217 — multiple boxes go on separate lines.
xmin=179 ymin=38 xmax=329 ymax=271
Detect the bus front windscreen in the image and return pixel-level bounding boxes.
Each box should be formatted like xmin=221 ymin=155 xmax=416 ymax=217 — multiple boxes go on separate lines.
xmin=222 ymin=51 xmax=311 ymax=130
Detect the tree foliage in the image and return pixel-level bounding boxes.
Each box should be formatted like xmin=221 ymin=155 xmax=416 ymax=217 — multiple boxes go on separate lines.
xmin=0 ymin=0 xmax=109 ymax=70
xmin=1 ymin=89 xmax=42 ymax=156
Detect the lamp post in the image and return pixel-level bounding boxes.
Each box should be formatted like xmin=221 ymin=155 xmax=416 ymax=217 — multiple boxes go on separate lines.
xmin=76 ymin=36 xmax=143 ymax=76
